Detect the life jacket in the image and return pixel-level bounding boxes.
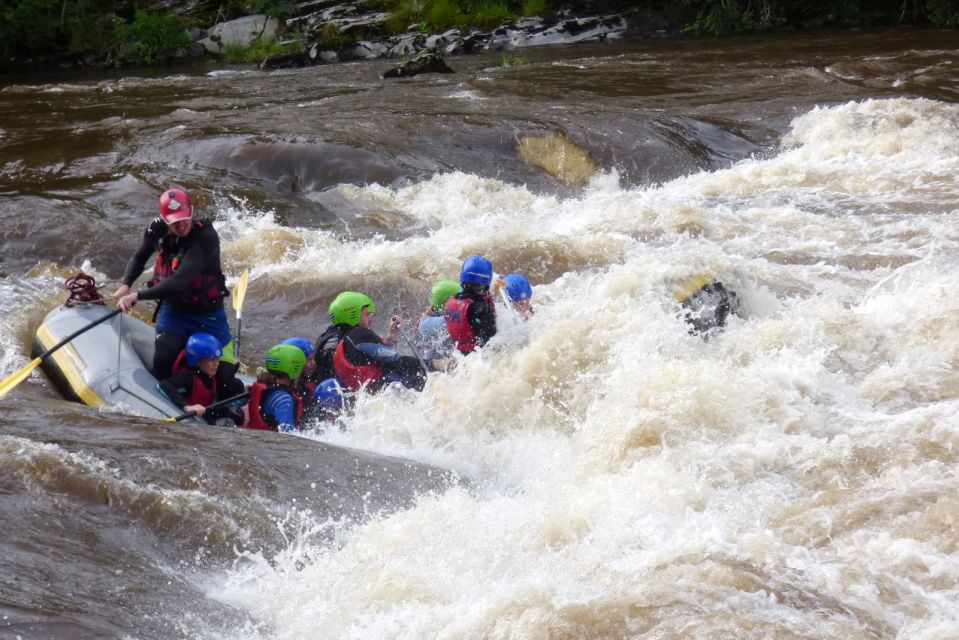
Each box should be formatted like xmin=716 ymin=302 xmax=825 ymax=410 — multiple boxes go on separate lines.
xmin=171 ymin=350 xmax=188 ymax=375
xmin=245 ymin=381 xmax=303 ymax=431
xmin=148 ymin=220 xmax=228 ymax=313
xmin=333 ymin=338 xmax=383 ymax=392
xmin=444 ymin=293 xmax=494 ymax=354
xmin=184 ymin=372 xmax=217 ymax=408
xmin=314 ymin=324 xmax=346 ymax=381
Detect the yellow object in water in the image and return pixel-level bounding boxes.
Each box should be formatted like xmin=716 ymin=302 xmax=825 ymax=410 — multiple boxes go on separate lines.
xmin=672 ymin=274 xmax=712 ymax=303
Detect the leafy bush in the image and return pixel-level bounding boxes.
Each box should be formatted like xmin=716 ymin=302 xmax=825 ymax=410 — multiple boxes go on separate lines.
xmin=523 ymin=0 xmax=547 ymax=17
xmin=426 ymin=0 xmax=469 ymax=30
xmin=384 ymin=0 xmax=520 ymax=33
xmin=925 ymin=0 xmax=959 ymax=26
xmin=222 ymin=37 xmax=299 ymax=63
xmin=114 ymin=10 xmax=190 ymax=64
xmin=241 ymin=0 xmax=294 ymax=20
xmin=473 ymin=1 xmax=515 ymax=28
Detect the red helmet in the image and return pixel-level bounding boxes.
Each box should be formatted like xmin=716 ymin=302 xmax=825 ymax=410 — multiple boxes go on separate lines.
xmin=158 ymin=189 xmax=192 ymax=224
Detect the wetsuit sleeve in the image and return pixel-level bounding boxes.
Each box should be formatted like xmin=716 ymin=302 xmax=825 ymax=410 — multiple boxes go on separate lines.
xmin=121 ymin=220 xmax=164 ymax=286
xmin=264 ymin=389 xmax=297 ymax=432
xmin=355 ymin=342 xmax=405 ymax=363
xmin=157 ymin=371 xmax=196 ymax=409
xmin=467 ymin=297 xmax=497 ymax=347
xmin=137 ymin=237 xmax=205 ymax=301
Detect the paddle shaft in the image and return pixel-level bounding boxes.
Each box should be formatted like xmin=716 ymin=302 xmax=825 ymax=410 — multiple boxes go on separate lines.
xmin=170 ymin=390 xmax=250 ymax=422
xmin=41 ymin=308 xmax=122 ymax=359
xmin=396 ymin=326 xmax=429 ymax=376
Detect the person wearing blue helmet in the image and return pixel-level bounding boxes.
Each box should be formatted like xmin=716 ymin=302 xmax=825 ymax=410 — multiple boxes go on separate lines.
xmin=496 ymin=272 xmax=534 ymax=320
xmin=158 ymin=332 xmax=244 ymax=425
xmin=281 ymin=336 xmax=319 ymax=404
xmin=444 ymin=255 xmax=497 ymax=354
xmin=304 ymin=377 xmax=348 ymax=425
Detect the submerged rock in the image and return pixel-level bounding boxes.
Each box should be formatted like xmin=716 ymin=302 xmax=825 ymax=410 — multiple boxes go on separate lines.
xmin=382 ymin=52 xmax=455 ymax=78
xmin=260 ymin=50 xmax=314 ymax=70
xmin=517 ymin=132 xmax=598 ymax=188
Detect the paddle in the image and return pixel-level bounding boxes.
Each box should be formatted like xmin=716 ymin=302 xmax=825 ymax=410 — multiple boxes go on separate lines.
xmin=167 ymin=390 xmax=250 ymax=422
xmin=231 ymin=269 xmax=249 ymax=362
xmin=396 ymin=325 xmax=429 ymax=376
xmin=0 ymin=308 xmax=122 ymax=399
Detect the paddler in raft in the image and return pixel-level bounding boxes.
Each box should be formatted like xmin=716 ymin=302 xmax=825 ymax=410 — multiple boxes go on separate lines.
xmin=157 ymin=332 xmax=245 ymax=426
xmin=444 ymin=255 xmax=497 ymax=355
xmin=113 ymin=188 xmax=239 ymax=390
xmin=330 ymin=291 xmax=427 ymax=393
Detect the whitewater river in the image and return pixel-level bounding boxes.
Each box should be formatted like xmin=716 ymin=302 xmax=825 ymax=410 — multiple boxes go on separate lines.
xmin=1 ymin=27 xmax=958 ymax=639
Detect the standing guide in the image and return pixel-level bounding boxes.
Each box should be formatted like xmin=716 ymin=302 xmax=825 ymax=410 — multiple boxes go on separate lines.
xmin=113 ymin=189 xmax=237 ymax=389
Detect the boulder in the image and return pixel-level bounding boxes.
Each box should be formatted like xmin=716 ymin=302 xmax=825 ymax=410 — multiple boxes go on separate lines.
xmin=197 ymin=14 xmax=282 ymax=54
xmin=382 ymin=52 xmax=455 ymax=79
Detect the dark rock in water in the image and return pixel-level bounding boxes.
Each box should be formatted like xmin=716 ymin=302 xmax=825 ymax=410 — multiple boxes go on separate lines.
xmin=260 ymin=49 xmax=314 ymax=70
xmin=382 ymin=52 xmax=455 ymax=78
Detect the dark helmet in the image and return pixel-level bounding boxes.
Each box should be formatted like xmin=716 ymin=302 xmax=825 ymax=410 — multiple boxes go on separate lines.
xmin=459 ymin=256 xmax=493 ymax=286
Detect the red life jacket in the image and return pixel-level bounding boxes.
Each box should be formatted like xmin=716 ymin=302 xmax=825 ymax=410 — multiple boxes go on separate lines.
xmin=171 ymin=350 xmax=188 ymax=375
xmin=245 ymin=381 xmax=303 ymax=431
xmin=184 ymin=372 xmax=217 ymax=408
xmin=149 ymin=220 xmax=227 ymax=312
xmin=444 ymin=293 xmax=493 ymax=354
xmin=333 ymin=339 xmax=383 ymax=392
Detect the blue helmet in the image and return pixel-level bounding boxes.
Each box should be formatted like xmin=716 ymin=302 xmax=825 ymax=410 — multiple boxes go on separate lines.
xmin=313 ymin=378 xmax=343 ymax=410
xmin=460 ymin=255 xmax=494 ymax=286
xmin=282 ymin=336 xmax=315 ymax=358
xmin=503 ymin=273 xmax=532 ymax=302
xmin=185 ymin=333 xmax=222 ymax=367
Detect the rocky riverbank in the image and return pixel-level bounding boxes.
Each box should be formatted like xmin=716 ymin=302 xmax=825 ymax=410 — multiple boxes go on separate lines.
xmin=2 ymin=1 xmax=692 ymax=74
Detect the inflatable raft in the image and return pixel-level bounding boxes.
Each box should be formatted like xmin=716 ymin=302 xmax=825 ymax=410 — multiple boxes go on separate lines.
xmin=33 ymin=302 xmax=202 ymax=423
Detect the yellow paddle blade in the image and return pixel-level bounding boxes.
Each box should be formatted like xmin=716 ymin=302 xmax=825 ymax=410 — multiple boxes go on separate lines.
xmin=232 ymin=269 xmax=249 ymax=313
xmin=0 ymin=357 xmax=42 ymax=399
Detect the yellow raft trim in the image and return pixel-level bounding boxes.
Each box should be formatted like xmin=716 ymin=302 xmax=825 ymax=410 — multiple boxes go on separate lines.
xmin=672 ymin=274 xmax=712 ymax=303
xmin=35 ymin=322 xmax=106 ymax=407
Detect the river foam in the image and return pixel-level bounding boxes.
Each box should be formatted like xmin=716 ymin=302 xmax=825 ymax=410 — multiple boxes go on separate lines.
xmin=203 ymin=98 xmax=959 ymax=638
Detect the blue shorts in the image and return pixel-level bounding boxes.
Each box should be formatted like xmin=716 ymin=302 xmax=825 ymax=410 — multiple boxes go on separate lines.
xmin=155 ymin=305 xmax=232 ymax=347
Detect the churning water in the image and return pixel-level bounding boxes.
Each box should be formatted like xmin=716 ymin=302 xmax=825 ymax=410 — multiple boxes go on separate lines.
xmin=1 ymin=28 xmax=957 ymax=640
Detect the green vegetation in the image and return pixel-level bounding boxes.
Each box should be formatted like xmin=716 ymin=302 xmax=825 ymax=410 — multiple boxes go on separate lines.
xmin=383 ymin=0 xmax=537 ymax=33
xmin=501 ymin=51 xmax=530 ymax=65
xmin=1 ymin=0 xmax=957 ymax=69
xmin=114 ymin=10 xmax=190 ymax=64
xmin=221 ymin=36 xmax=299 ymax=63
xmin=522 ymin=0 xmax=547 ymax=17
xmin=681 ymin=0 xmax=959 ymax=35
xmin=240 ymin=0 xmax=294 ymax=20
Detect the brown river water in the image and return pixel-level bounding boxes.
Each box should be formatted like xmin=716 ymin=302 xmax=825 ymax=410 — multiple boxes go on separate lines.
xmin=1 ymin=28 xmax=958 ymax=640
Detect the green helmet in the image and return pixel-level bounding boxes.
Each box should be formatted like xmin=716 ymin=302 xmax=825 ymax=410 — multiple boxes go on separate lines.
xmin=328 ymin=291 xmax=375 ymax=327
xmin=264 ymin=344 xmax=307 ymax=381
xmin=429 ymin=279 xmax=461 ymax=311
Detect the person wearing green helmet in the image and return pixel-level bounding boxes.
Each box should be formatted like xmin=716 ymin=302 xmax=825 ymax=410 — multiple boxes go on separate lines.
xmin=330 ymin=291 xmax=426 ymax=393
xmin=245 ymin=343 xmax=307 ymax=432
xmin=415 ymin=279 xmax=461 ymax=371
xmin=311 ymin=290 xmax=382 ymax=384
